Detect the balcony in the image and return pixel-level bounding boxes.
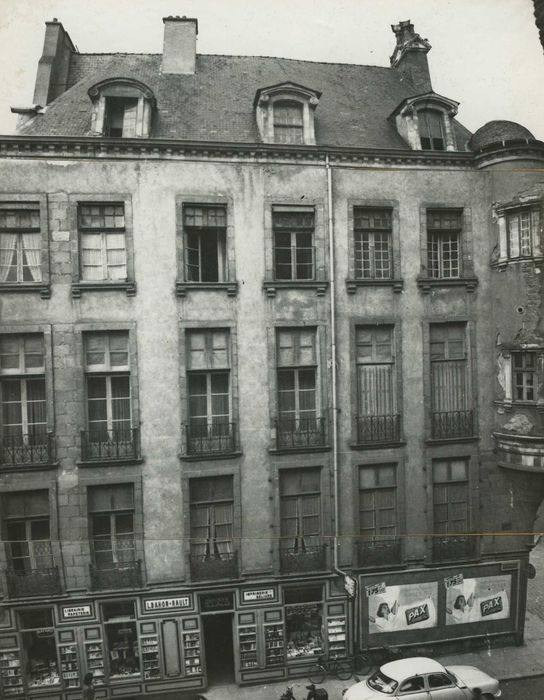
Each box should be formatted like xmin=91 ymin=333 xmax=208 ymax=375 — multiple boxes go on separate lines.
xmin=190 ymin=551 xmax=239 ymax=581
xmin=356 ymin=415 xmax=401 ymax=445
xmin=280 ymin=544 xmax=327 ymax=574
xmin=356 ymin=537 xmax=402 ymax=568
xmin=0 ymin=432 xmax=55 ymax=467
xmin=431 ymin=410 xmax=474 ymax=439
xmin=185 ymin=421 xmax=238 ymax=456
xmin=81 ymin=427 xmax=140 ymax=462
xmin=89 ymin=559 xmax=142 ymax=590
xmin=432 ymin=536 xmax=477 ymax=563
xmin=6 ymin=566 xmax=61 ymax=598
xmin=275 ymin=417 xmax=327 ymax=450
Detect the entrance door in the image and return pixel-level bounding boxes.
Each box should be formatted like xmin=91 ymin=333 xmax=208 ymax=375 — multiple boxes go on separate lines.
xmin=202 ymin=613 xmax=235 ymax=685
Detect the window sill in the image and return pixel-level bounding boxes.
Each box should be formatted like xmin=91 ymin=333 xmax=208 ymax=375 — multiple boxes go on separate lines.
xmin=263 ymin=280 xmax=329 ymax=297
xmin=71 ymin=280 xmax=136 ymax=297
xmin=425 ymin=436 xmax=480 ymax=445
xmin=77 ymin=456 xmax=144 ymax=467
xmin=180 ymin=450 xmax=243 ymax=462
xmin=0 ymin=461 xmax=59 ymax=473
xmin=494 ymin=400 xmax=544 ymax=412
xmin=0 ymin=282 xmax=51 ymax=298
xmin=268 ymin=445 xmax=331 ymax=455
xmin=346 ymin=278 xmax=404 ymax=294
xmin=349 ymin=441 xmax=406 ymax=451
xmin=492 ymin=256 xmax=544 ymax=269
xmin=176 ymin=281 xmax=239 ymax=297
xmin=417 ymin=277 xmax=478 ymax=293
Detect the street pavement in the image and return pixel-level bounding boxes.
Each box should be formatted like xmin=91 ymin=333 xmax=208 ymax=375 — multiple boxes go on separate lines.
xmin=204 ymin=539 xmax=544 ymax=699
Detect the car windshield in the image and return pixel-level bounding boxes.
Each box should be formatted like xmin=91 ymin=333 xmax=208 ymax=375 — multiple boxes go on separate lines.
xmin=367 ymin=670 xmax=398 ymax=694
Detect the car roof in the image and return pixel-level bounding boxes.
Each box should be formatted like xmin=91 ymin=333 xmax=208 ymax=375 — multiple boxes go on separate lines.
xmin=381 ymin=657 xmax=446 ymax=681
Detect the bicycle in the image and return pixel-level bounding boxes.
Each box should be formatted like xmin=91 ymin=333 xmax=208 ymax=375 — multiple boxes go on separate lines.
xmin=308 ymin=654 xmax=354 ymax=684
xmin=353 ymin=644 xmax=404 ymax=676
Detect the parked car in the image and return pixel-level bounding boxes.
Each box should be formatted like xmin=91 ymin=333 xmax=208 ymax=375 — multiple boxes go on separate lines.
xmin=343 ymin=657 xmax=501 ymax=699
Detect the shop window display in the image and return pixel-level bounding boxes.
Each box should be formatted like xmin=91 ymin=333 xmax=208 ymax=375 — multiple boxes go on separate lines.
xmin=102 ymin=601 xmax=140 ymax=679
xmin=19 ymin=608 xmax=60 ymax=688
xmin=285 ymin=586 xmax=323 ymax=659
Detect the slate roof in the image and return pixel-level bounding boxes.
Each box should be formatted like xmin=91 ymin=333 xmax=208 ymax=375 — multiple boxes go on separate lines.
xmin=469 ymin=120 xmax=535 ymax=151
xmin=20 ymin=52 xmax=472 ymax=150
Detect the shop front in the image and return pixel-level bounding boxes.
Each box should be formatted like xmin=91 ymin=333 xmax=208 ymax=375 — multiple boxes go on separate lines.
xmin=0 ymin=577 xmax=350 ymax=697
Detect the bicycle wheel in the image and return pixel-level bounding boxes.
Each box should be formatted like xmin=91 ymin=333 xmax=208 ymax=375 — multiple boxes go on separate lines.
xmin=336 ymin=658 xmax=354 ymax=680
xmin=354 ymin=653 xmax=372 ymax=675
xmin=308 ymin=663 xmax=326 ymax=685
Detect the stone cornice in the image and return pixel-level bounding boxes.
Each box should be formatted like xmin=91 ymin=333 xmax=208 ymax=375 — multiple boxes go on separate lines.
xmin=473 ymin=139 xmax=544 ymax=168
xmin=0 ymin=134 xmax=477 ymax=168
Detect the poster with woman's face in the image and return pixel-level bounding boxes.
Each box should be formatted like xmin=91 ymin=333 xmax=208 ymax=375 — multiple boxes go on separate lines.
xmin=368 ymin=582 xmax=438 ymax=634
xmin=445 ymin=574 xmax=511 ymax=625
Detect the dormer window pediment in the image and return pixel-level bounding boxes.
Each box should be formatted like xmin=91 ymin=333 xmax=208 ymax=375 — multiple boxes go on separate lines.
xmin=390 ymin=92 xmax=460 ymax=152
xmin=254 ymin=82 xmax=321 ymax=145
xmin=88 ymin=78 xmax=156 ymax=138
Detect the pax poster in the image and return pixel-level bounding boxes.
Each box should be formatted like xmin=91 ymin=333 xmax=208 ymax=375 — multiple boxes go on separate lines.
xmin=445 ymin=574 xmax=511 ymax=625
xmin=368 ymin=582 xmax=438 ymax=634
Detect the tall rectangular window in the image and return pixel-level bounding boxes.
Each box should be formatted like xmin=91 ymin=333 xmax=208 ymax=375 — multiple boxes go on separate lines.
xmin=186 ymin=329 xmax=232 ymax=453
xmin=104 ymin=97 xmax=138 ymax=137
xmin=356 ymin=326 xmax=399 ymax=442
xmin=358 ymin=465 xmax=397 ymax=541
xmin=184 ymin=205 xmax=227 ymax=282
xmin=78 ymin=203 xmax=127 ymax=281
xmin=0 ymin=334 xmax=46 ymax=451
xmin=507 ymin=209 xmax=533 ymax=258
xmin=432 ymin=458 xmax=473 ymax=561
xmin=353 ymin=208 xmax=392 ymax=279
xmin=280 ymin=469 xmax=321 ymax=553
xmin=273 ymin=102 xmax=304 ymax=144
xmin=419 ymin=110 xmax=445 ymax=151
xmin=4 ymin=491 xmax=53 ymax=573
xmin=0 ymin=205 xmax=42 ymax=283
xmin=88 ymin=484 xmax=135 ymax=569
xmin=430 ymin=323 xmax=472 ymax=438
xmin=512 ymin=351 xmax=537 ymax=401
xmin=84 ymin=331 xmax=131 ymax=445
xmin=273 ymin=207 xmax=315 ymax=281
xmin=190 ymin=476 xmax=234 ymax=560
xmin=427 ymin=209 xmax=462 ymax=279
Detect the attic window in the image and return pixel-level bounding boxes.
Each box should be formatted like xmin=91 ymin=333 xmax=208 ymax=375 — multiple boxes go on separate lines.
xmin=255 ymin=82 xmax=321 ymax=146
xmin=419 ymin=110 xmax=445 ymax=151
xmin=273 ymin=102 xmax=304 ymax=144
xmin=88 ymin=79 xmax=156 ymax=139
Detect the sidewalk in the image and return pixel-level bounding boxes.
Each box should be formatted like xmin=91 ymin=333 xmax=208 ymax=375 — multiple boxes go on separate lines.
xmin=204 ymin=541 xmax=544 ymax=699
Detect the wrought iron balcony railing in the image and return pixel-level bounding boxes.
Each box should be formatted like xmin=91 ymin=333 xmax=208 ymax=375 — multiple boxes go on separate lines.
xmin=6 ymin=566 xmax=61 ymax=598
xmin=190 ymin=551 xmax=239 ymax=581
xmin=431 ymin=410 xmax=474 ymax=439
xmin=185 ymin=421 xmax=237 ymax=455
xmin=280 ymin=544 xmax=327 ymax=574
xmin=356 ymin=537 xmax=402 ymax=568
xmin=1 ymin=432 xmax=55 ymax=466
xmin=89 ymin=559 xmax=142 ymax=590
xmin=357 ymin=415 xmax=401 ymax=444
xmin=275 ymin=416 xmax=327 ymax=449
xmin=81 ymin=427 xmax=140 ymax=461
xmin=432 ymin=536 xmax=477 ymax=563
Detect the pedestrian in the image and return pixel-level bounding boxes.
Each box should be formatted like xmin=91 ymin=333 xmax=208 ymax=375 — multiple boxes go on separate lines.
xmin=83 ymin=671 xmax=95 ymax=700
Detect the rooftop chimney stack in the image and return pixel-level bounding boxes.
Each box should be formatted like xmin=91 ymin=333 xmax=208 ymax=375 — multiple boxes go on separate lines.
xmin=162 ymin=16 xmax=198 ymax=75
xmin=32 ymin=19 xmax=77 ymax=107
xmin=390 ymin=20 xmax=432 ymax=94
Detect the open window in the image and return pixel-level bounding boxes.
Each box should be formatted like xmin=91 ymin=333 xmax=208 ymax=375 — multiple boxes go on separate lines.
xmin=88 ymin=78 xmax=156 ymax=138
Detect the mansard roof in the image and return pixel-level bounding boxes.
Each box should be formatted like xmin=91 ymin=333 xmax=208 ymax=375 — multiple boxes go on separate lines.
xmin=19 ymin=52 xmax=472 ymax=149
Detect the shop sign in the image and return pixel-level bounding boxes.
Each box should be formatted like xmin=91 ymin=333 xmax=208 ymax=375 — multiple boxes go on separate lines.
xmin=480 ymin=595 xmax=503 ymax=617
xmin=63 ymin=672 xmax=78 ymax=680
xmin=242 ymin=588 xmax=276 ymax=603
xmin=61 ymin=605 xmax=93 ymax=620
xmin=200 ymin=592 xmax=234 ymax=612
xmin=144 ymin=597 xmax=191 ymax=612
xmin=344 ymin=575 xmax=357 ymax=599
xmin=444 ymin=574 xmax=463 ymax=589
xmin=405 ymin=603 xmax=430 ymax=626
xmin=35 ymin=628 xmax=55 ymax=637
xmin=365 ymin=582 xmax=386 ymax=597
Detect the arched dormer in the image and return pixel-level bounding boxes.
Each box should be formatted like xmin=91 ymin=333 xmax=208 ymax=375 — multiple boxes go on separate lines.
xmin=254 ymin=82 xmax=321 ymax=145
xmin=389 ymin=92 xmax=460 ymax=152
xmin=88 ymin=78 xmax=156 ymax=138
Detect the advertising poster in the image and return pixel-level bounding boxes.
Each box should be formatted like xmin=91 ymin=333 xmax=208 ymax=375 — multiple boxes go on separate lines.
xmin=368 ymin=582 xmax=438 ymax=634
xmin=445 ymin=574 xmax=511 ymax=625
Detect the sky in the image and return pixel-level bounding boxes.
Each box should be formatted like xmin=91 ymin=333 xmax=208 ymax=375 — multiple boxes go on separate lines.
xmin=0 ymin=0 xmax=543 ymax=139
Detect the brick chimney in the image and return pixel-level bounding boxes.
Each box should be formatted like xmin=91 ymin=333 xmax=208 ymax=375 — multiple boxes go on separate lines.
xmin=162 ymin=16 xmax=198 ymax=75
xmin=33 ymin=19 xmax=77 ymax=107
xmin=390 ymin=20 xmax=432 ymax=94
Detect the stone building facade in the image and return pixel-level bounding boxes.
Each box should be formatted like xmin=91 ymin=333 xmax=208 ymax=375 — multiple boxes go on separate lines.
xmin=0 ymin=15 xmax=543 ymax=700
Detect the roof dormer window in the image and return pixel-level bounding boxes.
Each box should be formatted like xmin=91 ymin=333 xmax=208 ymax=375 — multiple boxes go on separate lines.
xmin=88 ymin=79 xmax=156 ymax=138
xmin=390 ymin=92 xmax=460 ymax=152
xmin=255 ymin=82 xmax=321 ymax=146
xmin=419 ymin=109 xmax=445 ymax=151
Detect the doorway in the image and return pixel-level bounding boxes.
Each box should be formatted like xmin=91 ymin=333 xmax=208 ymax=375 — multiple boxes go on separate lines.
xmin=202 ymin=613 xmax=235 ymax=685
